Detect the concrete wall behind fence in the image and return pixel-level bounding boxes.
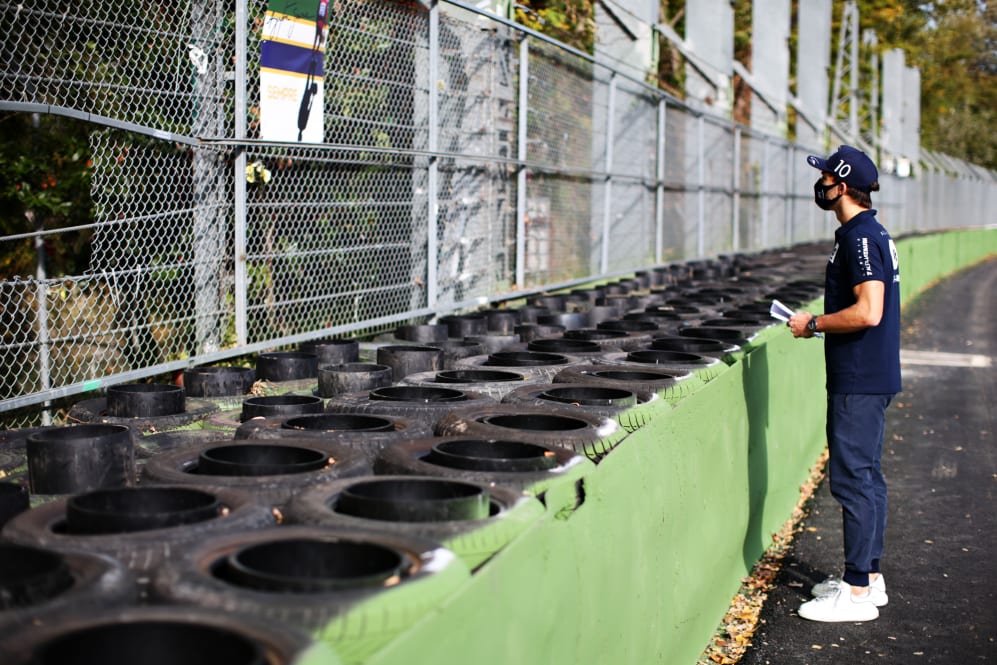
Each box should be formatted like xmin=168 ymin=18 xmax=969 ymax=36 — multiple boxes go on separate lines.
xmin=1 ymin=0 xmax=995 ymax=424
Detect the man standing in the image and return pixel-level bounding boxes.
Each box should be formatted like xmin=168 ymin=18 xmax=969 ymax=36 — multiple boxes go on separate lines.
xmin=789 ymin=145 xmax=902 ymax=622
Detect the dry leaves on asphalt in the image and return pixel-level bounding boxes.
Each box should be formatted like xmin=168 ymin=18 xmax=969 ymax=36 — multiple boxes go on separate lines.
xmin=698 ymin=449 xmax=829 ymax=665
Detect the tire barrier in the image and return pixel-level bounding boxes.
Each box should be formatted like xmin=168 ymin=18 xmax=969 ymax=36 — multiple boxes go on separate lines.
xmin=438 ymin=314 xmax=488 ymax=339
xmin=0 ymin=605 xmax=328 ymax=665
xmin=0 ymin=543 xmax=136 ymax=637
xmin=563 ymin=328 xmax=651 ymax=351
xmin=536 ymin=311 xmax=587 ymax=331
xmin=324 ymin=386 xmax=498 ymax=429
xmin=425 ymin=339 xmax=485 ymax=369
xmin=373 ymin=437 xmax=594 ymax=497
xmin=597 ymin=318 xmax=660 ymax=333
xmin=1 ymin=486 xmax=276 ymax=578
xmin=455 ymin=351 xmax=587 ymax=382
xmin=183 ymin=366 xmax=256 ymax=408
xmin=678 ymin=325 xmax=759 ymax=351
xmin=400 ymin=369 xmax=537 ymax=399
xmin=598 ymin=349 xmax=727 ymax=383
xmin=514 ymin=305 xmax=553 ymax=323
xmin=150 ymin=526 xmax=468 ymax=665
xmin=300 ymin=338 xmax=361 ymax=366
xmin=67 ymin=395 xmax=219 ymax=435
xmin=650 ymin=335 xmax=743 ymax=364
xmin=141 ymin=439 xmax=370 ymax=509
xmin=256 ymin=351 xmax=319 ymax=382
xmin=317 ymin=363 xmax=393 ymax=398
xmin=501 ymin=382 xmax=668 ymax=434
xmin=553 ymin=365 xmax=704 ymax=404
xmin=136 ymin=429 xmax=233 ymax=460
xmin=26 ymin=424 xmax=135 ymax=495
xmin=393 ymin=324 xmax=449 ymax=344
xmin=513 ymin=323 xmax=565 ymax=343
xmin=0 ymin=482 xmax=30 ymax=527
xmin=464 ymin=333 xmax=520 ymax=353
xmin=241 ymin=394 xmax=325 ymax=422
xmin=525 ymin=338 xmax=604 ymax=357
xmin=435 ymin=404 xmax=627 ymax=461
xmin=376 ymin=345 xmax=444 ymax=381
xmin=484 ymin=309 xmax=519 ymax=334
xmin=284 ymin=476 xmax=545 ymax=570
xmin=107 ymin=383 xmax=185 ymax=418
xmin=234 ymin=413 xmax=433 ymax=463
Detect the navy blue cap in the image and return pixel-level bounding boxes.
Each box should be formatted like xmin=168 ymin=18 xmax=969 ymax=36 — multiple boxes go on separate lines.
xmin=806 ymin=145 xmax=878 ymax=192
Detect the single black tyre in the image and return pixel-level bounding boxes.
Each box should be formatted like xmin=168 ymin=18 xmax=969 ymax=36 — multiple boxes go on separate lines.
xmin=0 ymin=605 xmax=320 ymax=665
xmin=552 ymin=365 xmax=702 ymax=404
xmin=376 ymin=345 xmax=444 ymax=380
xmin=106 ymin=384 xmax=185 ymax=418
xmin=233 ymin=413 xmax=433 ymax=463
xmin=456 ymin=351 xmax=586 ymax=382
xmin=513 ymin=324 xmax=564 ymax=343
xmin=400 ymin=369 xmax=536 ymax=399
xmin=26 ymin=425 xmax=135 ymax=495
xmin=0 ymin=545 xmax=136 ymax=638
xmin=141 ymin=439 xmax=370 ymax=508
xmin=439 ymin=314 xmax=487 ymax=338
xmin=284 ymin=476 xmax=544 ymax=570
xmin=183 ymin=366 xmax=256 ymax=398
xmin=394 ymin=324 xmax=448 ymax=344
xmin=255 ymin=352 xmax=319 ymax=382
xmin=324 ymin=386 xmax=497 ymax=429
xmin=464 ymin=333 xmax=520 ymax=354
xmin=435 ymin=404 xmax=626 ymax=461
xmin=149 ymin=526 xmax=468 ymax=664
xmin=1 ymin=486 xmax=275 ymax=576
xmin=317 ymin=362 xmax=393 ymax=398
xmin=299 ymin=337 xmax=360 ymax=365
xmin=373 ymin=437 xmax=594 ymax=496
xmin=240 ymin=394 xmax=324 ymax=422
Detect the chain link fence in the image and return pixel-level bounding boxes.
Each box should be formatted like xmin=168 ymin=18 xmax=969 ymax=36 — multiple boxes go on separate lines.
xmin=2 ymin=0 xmax=996 ymax=427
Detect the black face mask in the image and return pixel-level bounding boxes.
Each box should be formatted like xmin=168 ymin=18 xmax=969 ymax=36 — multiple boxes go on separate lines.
xmin=814 ymin=178 xmax=842 ymax=210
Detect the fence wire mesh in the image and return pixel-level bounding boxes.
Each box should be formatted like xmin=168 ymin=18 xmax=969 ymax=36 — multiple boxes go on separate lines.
xmin=2 ymin=0 xmax=995 ymax=427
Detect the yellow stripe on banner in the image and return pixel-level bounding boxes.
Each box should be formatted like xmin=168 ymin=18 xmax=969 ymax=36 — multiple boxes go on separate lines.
xmin=260 ymin=66 xmax=325 ymax=82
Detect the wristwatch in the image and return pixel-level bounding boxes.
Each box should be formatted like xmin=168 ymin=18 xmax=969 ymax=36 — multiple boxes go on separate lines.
xmin=807 ymin=316 xmax=819 ymax=334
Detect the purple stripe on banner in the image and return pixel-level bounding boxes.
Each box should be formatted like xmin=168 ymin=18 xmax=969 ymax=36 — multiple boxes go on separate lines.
xmin=261 ymin=41 xmax=324 ymax=78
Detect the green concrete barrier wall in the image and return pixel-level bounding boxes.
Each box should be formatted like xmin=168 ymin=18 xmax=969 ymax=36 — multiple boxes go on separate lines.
xmin=298 ymin=228 xmax=996 ymax=665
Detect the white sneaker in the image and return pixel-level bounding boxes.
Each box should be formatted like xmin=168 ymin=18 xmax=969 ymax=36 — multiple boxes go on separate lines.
xmin=798 ymin=581 xmax=880 ymax=622
xmin=812 ymin=574 xmax=888 ymax=607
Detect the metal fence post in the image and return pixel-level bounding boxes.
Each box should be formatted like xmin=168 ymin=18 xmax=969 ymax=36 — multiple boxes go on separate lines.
xmin=732 ymin=125 xmax=741 ymax=251
xmin=760 ymin=135 xmax=770 ymax=248
xmin=697 ymin=113 xmax=705 ymax=257
xmin=601 ymin=73 xmax=617 ymax=274
xmin=515 ymin=37 xmax=529 ymax=287
xmin=234 ymin=0 xmax=248 ymax=346
xmin=427 ymin=0 xmax=440 ymax=309
xmin=784 ymin=143 xmax=794 ymax=244
xmin=655 ymin=98 xmax=666 ymax=264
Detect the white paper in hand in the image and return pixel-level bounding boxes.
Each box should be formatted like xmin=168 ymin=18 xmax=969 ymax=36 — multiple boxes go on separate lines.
xmin=770 ymin=298 xmax=824 ymax=338
xmin=769 ymin=299 xmax=796 ymax=322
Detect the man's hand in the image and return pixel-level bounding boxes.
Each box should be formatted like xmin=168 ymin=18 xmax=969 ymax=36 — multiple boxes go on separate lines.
xmin=789 ymin=311 xmax=815 ymax=338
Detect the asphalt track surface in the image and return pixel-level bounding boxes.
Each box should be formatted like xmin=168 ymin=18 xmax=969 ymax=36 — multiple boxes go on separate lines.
xmin=739 ymin=256 xmax=996 ymax=665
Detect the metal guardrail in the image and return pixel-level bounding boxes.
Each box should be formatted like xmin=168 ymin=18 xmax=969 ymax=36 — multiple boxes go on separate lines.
xmin=1 ymin=0 xmax=995 ymax=426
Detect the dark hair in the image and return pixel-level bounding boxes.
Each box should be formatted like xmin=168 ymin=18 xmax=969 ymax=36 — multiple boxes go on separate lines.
xmin=838 ymin=178 xmax=877 ymax=209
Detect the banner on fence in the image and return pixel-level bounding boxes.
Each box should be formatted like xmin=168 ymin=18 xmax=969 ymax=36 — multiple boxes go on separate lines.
xmin=260 ymin=0 xmax=329 ymax=143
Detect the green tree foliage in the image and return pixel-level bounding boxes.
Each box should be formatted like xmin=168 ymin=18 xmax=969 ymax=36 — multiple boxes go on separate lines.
xmin=0 ymin=113 xmax=93 ymax=279
xmin=515 ymin=0 xmax=596 ymax=53
xmin=906 ymin=0 xmax=997 ymax=168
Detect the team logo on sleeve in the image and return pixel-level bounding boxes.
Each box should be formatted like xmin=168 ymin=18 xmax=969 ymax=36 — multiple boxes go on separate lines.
xmin=857 ymin=237 xmax=873 ymax=277
xmin=888 ymin=239 xmax=899 ymax=270
xmin=828 ymin=242 xmax=839 ymax=264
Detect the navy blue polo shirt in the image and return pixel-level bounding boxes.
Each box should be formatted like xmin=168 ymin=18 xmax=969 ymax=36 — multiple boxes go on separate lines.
xmin=824 ymin=209 xmax=902 ymax=395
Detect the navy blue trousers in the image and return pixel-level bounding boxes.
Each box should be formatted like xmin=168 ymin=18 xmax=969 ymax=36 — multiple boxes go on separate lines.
xmin=826 ymin=393 xmax=893 ymax=588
